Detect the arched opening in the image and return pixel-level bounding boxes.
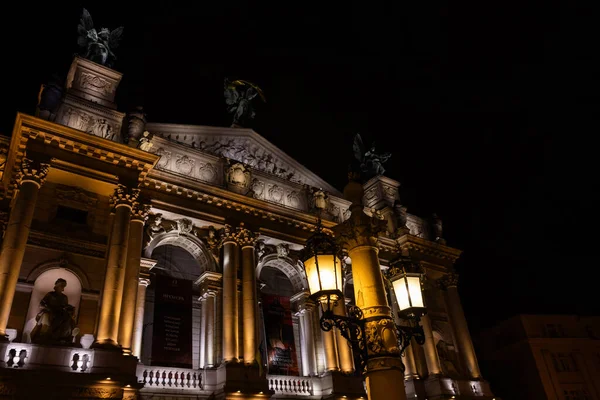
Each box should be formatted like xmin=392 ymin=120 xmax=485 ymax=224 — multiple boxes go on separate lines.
xmin=141 ymin=241 xmax=210 ymax=370
xmin=22 ymin=268 xmax=82 ymax=343
xmin=258 ymin=260 xmax=303 ymax=377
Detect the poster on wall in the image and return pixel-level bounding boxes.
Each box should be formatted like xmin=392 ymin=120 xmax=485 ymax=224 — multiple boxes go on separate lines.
xmin=151 ymin=275 xmax=193 ymax=368
xmin=261 ymin=294 xmax=299 ymax=375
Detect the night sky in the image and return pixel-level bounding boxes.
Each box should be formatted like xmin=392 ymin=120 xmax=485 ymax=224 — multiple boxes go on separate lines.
xmin=3 ymin=3 xmax=597 ymax=342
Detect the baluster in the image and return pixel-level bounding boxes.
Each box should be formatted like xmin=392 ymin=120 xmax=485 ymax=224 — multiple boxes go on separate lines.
xmin=150 ymin=370 xmax=155 ymax=386
xmin=142 ymin=370 xmax=148 ymax=384
xmin=192 ymin=372 xmax=197 ymax=388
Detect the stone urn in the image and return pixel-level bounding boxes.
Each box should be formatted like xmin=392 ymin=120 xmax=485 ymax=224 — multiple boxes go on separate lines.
xmin=5 ymin=329 xmax=17 ymax=343
xmin=80 ymin=334 xmax=95 ymax=349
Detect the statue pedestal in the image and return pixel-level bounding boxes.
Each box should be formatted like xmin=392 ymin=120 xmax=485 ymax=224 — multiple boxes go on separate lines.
xmin=55 ymin=57 xmax=125 ymax=143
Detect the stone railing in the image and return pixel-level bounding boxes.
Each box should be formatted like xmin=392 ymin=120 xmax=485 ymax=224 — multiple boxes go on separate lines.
xmin=267 ymin=375 xmax=314 ymax=396
xmin=137 ymin=364 xmax=202 ymax=391
xmin=0 ymin=342 xmax=136 ymax=375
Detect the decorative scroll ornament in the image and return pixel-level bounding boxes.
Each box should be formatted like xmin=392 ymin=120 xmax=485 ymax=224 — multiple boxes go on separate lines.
xmin=111 ymin=184 xmax=140 ymax=207
xmin=130 ymin=202 xmax=151 ymax=222
xmin=438 ymin=273 xmax=459 ymax=290
xmin=364 ymin=318 xmax=400 ymax=356
xmin=225 ymin=162 xmax=251 ymax=195
xmin=218 ymin=224 xmax=237 ymax=247
xmin=18 ymin=158 xmax=50 ymax=187
xmin=176 ymin=218 xmax=194 ymax=235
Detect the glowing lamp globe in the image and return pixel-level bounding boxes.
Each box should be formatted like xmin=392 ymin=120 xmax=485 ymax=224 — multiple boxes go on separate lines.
xmin=300 ymin=226 xmax=343 ymax=303
xmin=388 ymin=259 xmax=426 ymax=319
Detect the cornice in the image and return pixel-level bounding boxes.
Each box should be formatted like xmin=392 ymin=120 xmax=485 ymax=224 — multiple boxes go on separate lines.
xmin=3 ymin=113 xmax=159 ymax=198
xmin=396 ymin=234 xmax=463 ymax=262
xmin=144 ymin=169 xmax=337 ymax=234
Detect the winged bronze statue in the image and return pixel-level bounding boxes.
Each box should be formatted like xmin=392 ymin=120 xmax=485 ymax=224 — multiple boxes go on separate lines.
xmin=224 ymin=78 xmax=266 ymax=127
xmin=353 ymin=133 xmax=391 ymax=179
xmin=77 ymin=8 xmax=123 ymax=68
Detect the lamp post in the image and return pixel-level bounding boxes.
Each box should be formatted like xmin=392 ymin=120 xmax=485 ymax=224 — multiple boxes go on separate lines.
xmin=300 ymin=207 xmax=427 ymax=400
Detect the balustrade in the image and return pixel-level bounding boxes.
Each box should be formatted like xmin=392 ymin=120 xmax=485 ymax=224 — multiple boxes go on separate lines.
xmin=267 ymin=374 xmax=313 ymax=396
xmin=137 ymin=365 xmax=202 ymax=390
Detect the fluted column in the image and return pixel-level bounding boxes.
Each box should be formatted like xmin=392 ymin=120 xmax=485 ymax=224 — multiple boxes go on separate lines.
xmin=420 ymin=314 xmax=442 ymax=376
xmin=237 ymin=226 xmax=259 ymax=365
xmin=220 ymin=225 xmax=239 ymax=362
xmin=333 ymin=298 xmax=354 ymax=374
xmin=440 ymin=273 xmax=482 ymax=379
xmin=132 ymin=277 xmax=150 ymax=358
xmin=199 ymin=294 xmax=208 ymax=368
xmin=94 ymin=185 xmax=139 ymax=349
xmin=298 ymin=301 xmax=318 ymax=376
xmin=0 ymin=158 xmax=49 ymax=340
xmin=205 ymin=290 xmax=216 ymax=367
xmin=118 ymin=201 xmax=150 ymax=354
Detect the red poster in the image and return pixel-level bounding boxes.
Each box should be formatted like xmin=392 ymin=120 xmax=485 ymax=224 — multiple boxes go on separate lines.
xmin=151 ymin=276 xmax=193 ymax=368
xmin=261 ymin=295 xmax=299 ymax=376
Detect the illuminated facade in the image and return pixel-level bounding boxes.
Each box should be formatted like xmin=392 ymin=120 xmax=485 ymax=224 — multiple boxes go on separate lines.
xmin=0 ymin=56 xmax=497 ymax=399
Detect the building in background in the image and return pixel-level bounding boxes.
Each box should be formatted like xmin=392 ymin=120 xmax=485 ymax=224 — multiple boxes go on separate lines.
xmin=480 ymin=314 xmax=600 ymax=400
xmin=0 ymin=53 xmax=498 ymax=399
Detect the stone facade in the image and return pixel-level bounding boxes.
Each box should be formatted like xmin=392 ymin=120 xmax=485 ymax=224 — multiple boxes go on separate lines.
xmin=0 ymin=57 xmax=497 ymax=400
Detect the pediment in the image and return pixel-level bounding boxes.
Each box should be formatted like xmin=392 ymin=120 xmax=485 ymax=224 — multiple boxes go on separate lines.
xmin=145 ymin=123 xmax=341 ymax=196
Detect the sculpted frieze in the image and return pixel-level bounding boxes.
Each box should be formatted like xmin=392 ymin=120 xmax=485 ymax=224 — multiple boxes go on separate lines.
xmin=198 ymin=162 xmax=217 ymax=183
xmin=225 ymin=162 xmax=251 ymax=194
xmin=268 ymin=184 xmax=284 ymax=204
xmin=80 ymin=72 xmax=114 ymax=96
xmin=175 ymin=154 xmax=195 ymax=175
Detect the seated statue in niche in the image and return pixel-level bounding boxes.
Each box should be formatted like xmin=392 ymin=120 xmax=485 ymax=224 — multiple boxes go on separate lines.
xmin=30 ymin=278 xmax=76 ymax=345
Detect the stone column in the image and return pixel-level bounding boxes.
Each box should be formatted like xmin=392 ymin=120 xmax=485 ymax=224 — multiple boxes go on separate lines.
xmin=333 ymin=299 xmax=354 ymax=374
xmin=421 ymin=314 xmax=442 ymax=376
xmin=132 ymin=277 xmax=150 ymax=359
xmin=94 ymin=185 xmax=139 ymax=349
xmin=0 ymin=158 xmax=49 ymax=340
xmin=199 ymin=294 xmax=208 ymax=369
xmin=118 ymin=201 xmax=149 ymax=355
xmin=440 ymin=273 xmax=482 ymax=379
xmin=335 ymin=178 xmax=407 ymax=400
xmin=298 ymin=301 xmax=318 ymax=376
xmin=205 ymin=291 xmax=216 ymax=367
xmin=220 ymin=225 xmax=239 ymax=362
xmin=403 ymin=342 xmax=419 ymax=379
xmin=237 ymin=226 xmax=259 ymax=365
xmin=320 ymin=305 xmax=340 ymax=371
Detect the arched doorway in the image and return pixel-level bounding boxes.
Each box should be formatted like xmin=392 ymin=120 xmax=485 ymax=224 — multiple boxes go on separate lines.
xmin=257 ymin=254 xmax=308 ymax=377
xmin=141 ymin=233 xmax=215 ymax=369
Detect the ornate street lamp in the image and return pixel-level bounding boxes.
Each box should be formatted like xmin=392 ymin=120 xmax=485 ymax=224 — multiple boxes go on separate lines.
xmin=386 ymin=255 xmax=426 ymax=353
xmin=300 ymin=218 xmax=427 ymax=373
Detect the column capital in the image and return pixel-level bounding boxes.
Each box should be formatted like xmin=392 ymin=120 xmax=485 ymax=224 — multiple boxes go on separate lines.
xmin=110 ymin=184 xmax=140 ymax=209
xmin=18 ymin=158 xmax=50 ymax=187
xmin=333 ymin=210 xmax=387 ymax=250
xmin=138 ymin=277 xmax=151 ymax=287
xmin=438 ymin=273 xmax=459 ymax=290
xmin=218 ymin=224 xmax=238 ymax=246
xmin=235 ymin=224 xmax=259 ymax=248
xmin=131 ymin=202 xmax=151 ymax=222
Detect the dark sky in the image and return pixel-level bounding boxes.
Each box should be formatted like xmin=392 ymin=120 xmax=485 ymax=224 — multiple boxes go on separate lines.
xmin=3 ymin=3 xmax=598 ymax=336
